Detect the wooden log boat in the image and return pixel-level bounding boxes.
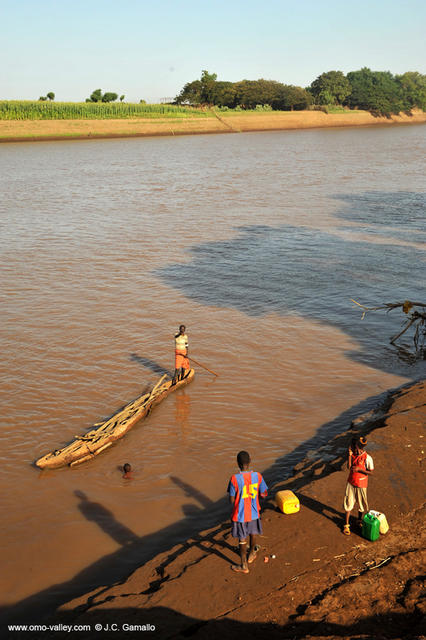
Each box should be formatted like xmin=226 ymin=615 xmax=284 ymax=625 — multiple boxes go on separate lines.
xmin=35 ymin=369 xmax=195 ymax=469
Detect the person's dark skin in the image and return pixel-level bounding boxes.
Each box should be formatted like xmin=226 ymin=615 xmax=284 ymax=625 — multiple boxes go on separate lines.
xmin=345 ymin=442 xmax=373 ymax=527
xmin=122 ymin=463 xmax=133 ymax=479
xmin=229 ymin=458 xmax=260 ymax=573
xmin=172 ymin=324 xmax=189 ymax=385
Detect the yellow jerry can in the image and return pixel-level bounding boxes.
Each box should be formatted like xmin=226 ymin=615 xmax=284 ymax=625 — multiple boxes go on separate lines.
xmin=275 ymin=490 xmax=300 ymax=514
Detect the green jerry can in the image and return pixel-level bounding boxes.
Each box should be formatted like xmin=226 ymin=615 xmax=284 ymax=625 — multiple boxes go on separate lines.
xmin=362 ymin=512 xmax=380 ymax=541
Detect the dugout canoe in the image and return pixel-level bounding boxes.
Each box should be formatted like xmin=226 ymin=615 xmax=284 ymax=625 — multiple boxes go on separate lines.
xmin=35 ymin=369 xmax=195 ymax=469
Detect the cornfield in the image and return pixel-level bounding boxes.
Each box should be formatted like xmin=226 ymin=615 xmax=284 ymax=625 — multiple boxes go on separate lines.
xmin=0 ymin=101 xmax=209 ymax=120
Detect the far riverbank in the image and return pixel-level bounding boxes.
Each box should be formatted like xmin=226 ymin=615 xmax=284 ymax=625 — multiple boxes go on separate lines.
xmin=1 ymin=109 xmax=425 ymax=143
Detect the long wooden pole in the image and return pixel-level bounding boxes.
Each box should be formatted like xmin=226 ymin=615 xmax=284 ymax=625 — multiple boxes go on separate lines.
xmin=188 ymin=356 xmax=218 ymax=377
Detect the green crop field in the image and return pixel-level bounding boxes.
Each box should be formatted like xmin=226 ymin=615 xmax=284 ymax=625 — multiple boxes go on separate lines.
xmin=0 ymin=101 xmax=210 ymax=120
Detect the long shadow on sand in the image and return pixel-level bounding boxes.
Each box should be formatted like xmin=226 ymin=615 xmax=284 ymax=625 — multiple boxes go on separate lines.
xmin=0 ymin=383 xmax=409 ymax=627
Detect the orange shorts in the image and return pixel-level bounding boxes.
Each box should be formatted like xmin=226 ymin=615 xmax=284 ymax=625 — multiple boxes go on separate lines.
xmin=175 ymin=349 xmax=190 ymax=370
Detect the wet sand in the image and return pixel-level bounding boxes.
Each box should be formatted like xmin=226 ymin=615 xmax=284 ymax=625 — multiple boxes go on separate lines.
xmin=1 ymin=109 xmax=425 ymax=143
xmin=4 ymin=379 xmax=425 ymax=639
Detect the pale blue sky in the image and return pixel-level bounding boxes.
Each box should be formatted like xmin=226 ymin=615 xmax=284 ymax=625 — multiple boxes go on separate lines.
xmin=1 ymin=0 xmax=425 ymax=102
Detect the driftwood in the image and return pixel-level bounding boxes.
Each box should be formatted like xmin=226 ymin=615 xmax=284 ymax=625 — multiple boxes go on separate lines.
xmin=351 ymin=299 xmax=426 ymax=349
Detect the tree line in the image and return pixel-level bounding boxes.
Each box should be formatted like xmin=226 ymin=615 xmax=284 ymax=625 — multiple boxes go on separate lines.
xmin=86 ymin=89 xmax=126 ymax=103
xmin=38 ymin=89 xmax=129 ymax=104
xmin=175 ymin=69 xmax=426 ymax=116
xmin=39 ymin=92 xmax=55 ymax=101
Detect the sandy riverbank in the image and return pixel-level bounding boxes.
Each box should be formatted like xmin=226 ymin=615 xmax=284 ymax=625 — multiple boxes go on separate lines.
xmin=1 ymin=109 xmax=425 ymax=143
xmin=4 ymin=379 xmax=424 ymax=639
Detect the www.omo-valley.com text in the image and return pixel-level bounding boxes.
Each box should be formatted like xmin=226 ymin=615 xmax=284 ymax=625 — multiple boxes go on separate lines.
xmin=8 ymin=623 xmax=156 ymax=632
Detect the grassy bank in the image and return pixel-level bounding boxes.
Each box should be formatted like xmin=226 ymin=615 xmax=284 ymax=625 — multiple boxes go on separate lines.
xmin=1 ymin=108 xmax=425 ymax=142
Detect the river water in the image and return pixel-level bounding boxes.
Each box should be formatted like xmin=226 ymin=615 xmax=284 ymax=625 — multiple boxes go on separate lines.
xmin=0 ymin=125 xmax=425 ymax=614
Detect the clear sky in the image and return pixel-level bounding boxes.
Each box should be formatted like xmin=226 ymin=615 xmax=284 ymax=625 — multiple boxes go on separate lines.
xmin=1 ymin=0 xmax=425 ymax=103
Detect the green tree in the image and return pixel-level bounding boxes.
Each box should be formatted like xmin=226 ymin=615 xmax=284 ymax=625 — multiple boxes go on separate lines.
xmin=234 ymin=80 xmax=271 ymax=108
xmin=120 ymin=95 xmax=125 ymax=102
xmin=396 ymin=72 xmax=426 ymax=111
xmin=89 ymin=88 xmax=103 ymax=102
xmin=102 ymin=92 xmax=118 ymax=102
xmin=234 ymin=79 xmax=311 ymax=110
xmin=317 ymin=89 xmax=334 ymax=105
xmin=287 ymin=85 xmax=312 ymax=110
xmin=46 ymin=92 xmax=55 ymax=101
xmin=211 ymin=81 xmax=236 ymax=107
xmin=346 ymin=68 xmax=404 ymax=116
xmin=175 ymin=79 xmax=202 ymax=105
xmin=176 ymin=70 xmax=219 ymax=105
xmin=199 ymin=70 xmax=218 ymax=104
xmin=38 ymin=96 xmax=47 ymax=101
xmin=309 ymin=71 xmax=351 ymax=105
xmin=346 ymin=68 xmax=374 ymax=109
xmin=256 ymin=79 xmax=283 ymax=106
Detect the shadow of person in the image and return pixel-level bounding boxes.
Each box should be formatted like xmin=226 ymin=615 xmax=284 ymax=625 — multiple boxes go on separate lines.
xmin=297 ymin=493 xmax=343 ymax=527
xmin=182 ymin=503 xmax=203 ymax=518
xmin=170 ymin=475 xmax=213 ymax=508
xmin=169 ymin=475 xmax=236 ymax=566
xmin=74 ymin=490 xmax=139 ymax=546
xmin=130 ymin=353 xmax=173 ymax=378
xmin=181 ymin=504 xmax=236 ymax=564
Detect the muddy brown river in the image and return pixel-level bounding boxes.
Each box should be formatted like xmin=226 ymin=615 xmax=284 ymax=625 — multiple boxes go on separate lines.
xmin=0 ymin=125 xmax=425 ymax=613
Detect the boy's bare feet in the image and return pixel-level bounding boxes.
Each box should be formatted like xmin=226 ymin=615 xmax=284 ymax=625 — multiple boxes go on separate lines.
xmin=231 ymin=564 xmax=249 ymax=573
xmin=248 ymin=547 xmax=259 ymax=564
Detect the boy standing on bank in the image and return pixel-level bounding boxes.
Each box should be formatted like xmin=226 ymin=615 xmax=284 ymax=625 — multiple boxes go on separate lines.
xmin=227 ymin=451 xmax=268 ymax=573
xmin=343 ymin=436 xmax=374 ymax=535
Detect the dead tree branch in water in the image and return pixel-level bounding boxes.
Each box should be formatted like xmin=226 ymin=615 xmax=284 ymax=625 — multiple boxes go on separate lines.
xmin=351 ymin=299 xmax=426 ymax=349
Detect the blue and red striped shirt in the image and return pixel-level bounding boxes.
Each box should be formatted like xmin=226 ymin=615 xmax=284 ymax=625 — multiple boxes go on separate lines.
xmin=228 ymin=471 xmax=268 ymax=522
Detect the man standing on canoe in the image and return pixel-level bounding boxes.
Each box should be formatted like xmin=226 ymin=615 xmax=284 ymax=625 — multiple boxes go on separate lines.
xmin=172 ymin=324 xmax=190 ymax=385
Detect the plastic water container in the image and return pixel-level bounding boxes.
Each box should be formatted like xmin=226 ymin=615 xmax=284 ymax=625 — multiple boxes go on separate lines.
xmin=369 ymin=510 xmax=389 ymax=534
xmin=362 ymin=512 xmax=380 ymax=541
xmin=275 ymin=490 xmax=300 ymax=514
